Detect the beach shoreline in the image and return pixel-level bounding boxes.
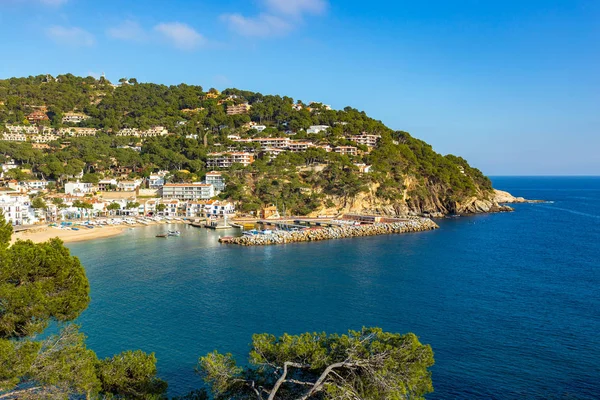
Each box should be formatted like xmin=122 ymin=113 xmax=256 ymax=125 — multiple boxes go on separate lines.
xmin=10 ymin=220 xmax=188 ymax=245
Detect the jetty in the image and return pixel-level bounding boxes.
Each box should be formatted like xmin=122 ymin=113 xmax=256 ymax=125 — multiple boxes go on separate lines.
xmin=219 ymin=218 xmax=438 ymax=246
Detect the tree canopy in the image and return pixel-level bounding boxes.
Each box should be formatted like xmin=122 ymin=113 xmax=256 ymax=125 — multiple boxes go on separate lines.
xmin=0 ymin=212 xmax=167 ymax=399
xmin=199 ymin=327 xmax=434 ymax=400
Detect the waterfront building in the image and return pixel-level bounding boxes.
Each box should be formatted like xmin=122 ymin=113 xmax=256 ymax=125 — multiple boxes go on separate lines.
xmin=64 ymin=181 xmax=94 ymax=196
xmin=204 ymin=171 xmax=226 ymax=192
xmin=0 ymin=193 xmax=35 ymax=225
xmin=161 ymin=183 xmax=215 ymax=201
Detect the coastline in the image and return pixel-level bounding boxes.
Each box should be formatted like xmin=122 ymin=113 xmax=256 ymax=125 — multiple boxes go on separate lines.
xmin=10 ymin=220 xmax=187 ymax=245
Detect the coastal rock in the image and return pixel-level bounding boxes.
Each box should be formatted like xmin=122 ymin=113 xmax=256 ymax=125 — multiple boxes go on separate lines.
xmin=493 ymin=189 xmax=527 ymax=203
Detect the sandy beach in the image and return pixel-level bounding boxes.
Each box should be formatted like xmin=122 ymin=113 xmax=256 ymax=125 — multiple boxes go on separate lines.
xmin=12 ymin=225 xmax=130 ymax=244
xmin=10 ymin=220 xmax=187 ymax=245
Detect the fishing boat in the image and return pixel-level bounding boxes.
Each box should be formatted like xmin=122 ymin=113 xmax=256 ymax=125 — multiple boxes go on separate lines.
xmin=243 ymin=229 xmax=260 ymax=236
xmin=168 ymin=230 xmax=181 ymax=236
xmin=156 ymin=234 xmax=168 ymax=238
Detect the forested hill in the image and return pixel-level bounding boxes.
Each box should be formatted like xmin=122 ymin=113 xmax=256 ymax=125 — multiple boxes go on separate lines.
xmin=0 ymin=74 xmax=505 ymax=216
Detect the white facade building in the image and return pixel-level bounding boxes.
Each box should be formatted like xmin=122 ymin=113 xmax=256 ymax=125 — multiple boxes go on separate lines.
xmin=148 ymin=175 xmax=165 ymax=189
xmin=204 ymin=171 xmax=226 ymax=192
xmin=306 ymin=125 xmax=330 ymax=134
xmin=64 ymin=181 xmax=94 ymax=196
xmin=0 ymin=194 xmax=36 ymax=225
xmin=161 ymin=183 xmax=215 ymax=200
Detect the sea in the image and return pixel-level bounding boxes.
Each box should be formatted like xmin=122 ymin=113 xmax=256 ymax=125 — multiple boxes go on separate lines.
xmin=67 ymin=177 xmax=600 ymax=399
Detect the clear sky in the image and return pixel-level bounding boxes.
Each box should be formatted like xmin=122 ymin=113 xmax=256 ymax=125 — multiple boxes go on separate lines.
xmin=0 ymin=0 xmax=598 ymax=175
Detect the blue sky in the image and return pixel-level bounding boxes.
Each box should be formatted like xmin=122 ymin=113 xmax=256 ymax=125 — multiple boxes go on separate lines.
xmin=0 ymin=0 xmax=598 ymax=175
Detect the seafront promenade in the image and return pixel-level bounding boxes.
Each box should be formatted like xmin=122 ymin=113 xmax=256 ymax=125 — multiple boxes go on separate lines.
xmin=221 ymin=218 xmax=439 ymax=246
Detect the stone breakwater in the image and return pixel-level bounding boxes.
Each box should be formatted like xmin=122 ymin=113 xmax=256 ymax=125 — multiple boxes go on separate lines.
xmin=221 ymin=219 xmax=439 ymax=246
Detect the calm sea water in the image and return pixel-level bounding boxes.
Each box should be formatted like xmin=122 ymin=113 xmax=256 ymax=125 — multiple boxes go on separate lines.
xmin=68 ymin=177 xmax=600 ymax=399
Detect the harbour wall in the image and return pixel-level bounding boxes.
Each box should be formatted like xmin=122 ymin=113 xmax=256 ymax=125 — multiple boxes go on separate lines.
xmin=221 ymin=218 xmax=439 ymax=246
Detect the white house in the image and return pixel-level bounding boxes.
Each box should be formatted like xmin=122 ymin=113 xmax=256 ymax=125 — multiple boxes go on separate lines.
xmin=307 ymin=125 xmax=330 ymax=134
xmin=148 ymin=175 xmax=165 ymax=189
xmin=98 ymin=179 xmax=118 ymax=191
xmin=204 ymin=201 xmax=235 ymax=217
xmin=64 ymin=181 xmax=94 ymax=196
xmin=1 ymin=159 xmax=18 ymax=174
xmin=20 ymin=180 xmax=53 ymax=191
xmin=117 ymin=180 xmax=142 ymax=192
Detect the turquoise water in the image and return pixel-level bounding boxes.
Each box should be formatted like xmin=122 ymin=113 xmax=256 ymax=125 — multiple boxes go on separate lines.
xmin=68 ymin=177 xmax=600 ymax=399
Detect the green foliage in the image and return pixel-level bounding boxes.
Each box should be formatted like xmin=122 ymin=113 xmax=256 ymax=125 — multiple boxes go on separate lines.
xmin=0 ymin=226 xmax=167 ymax=399
xmin=0 ymin=238 xmax=90 ymax=338
xmin=0 ymin=75 xmax=495 ymax=214
xmin=26 ymin=324 xmax=101 ymax=397
xmin=0 ymin=212 xmax=12 ymax=249
xmin=72 ymin=199 xmax=93 ymax=209
xmin=126 ymin=201 xmax=141 ymax=210
xmin=107 ymin=202 xmax=121 ymax=211
xmin=199 ymin=327 xmax=434 ymax=400
xmin=0 ymin=338 xmax=40 ymax=391
xmin=31 ymin=196 xmax=46 ymax=209
xmin=97 ymin=350 xmax=168 ymax=399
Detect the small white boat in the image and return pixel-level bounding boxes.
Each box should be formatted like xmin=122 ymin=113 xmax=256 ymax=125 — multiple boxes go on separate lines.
xmin=168 ymin=230 xmax=181 ymax=236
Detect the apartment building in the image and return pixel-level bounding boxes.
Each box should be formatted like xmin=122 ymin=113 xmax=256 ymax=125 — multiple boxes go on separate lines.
xmin=206 ymin=152 xmax=255 ymax=168
xmin=226 ymin=103 xmax=250 ymax=115
xmin=1 ymin=133 xmax=27 ymax=142
xmin=288 ymin=141 xmax=315 ymax=152
xmin=59 ymin=127 xmax=98 ymax=137
xmin=334 ymin=146 xmax=358 ymax=156
xmin=6 ymin=125 xmax=38 ymax=134
xmin=161 ymin=183 xmax=215 ymax=200
xmin=349 ymin=134 xmax=380 ymax=148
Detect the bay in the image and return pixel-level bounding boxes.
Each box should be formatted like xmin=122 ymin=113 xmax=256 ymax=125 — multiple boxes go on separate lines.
xmin=68 ymin=177 xmax=600 ymax=399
